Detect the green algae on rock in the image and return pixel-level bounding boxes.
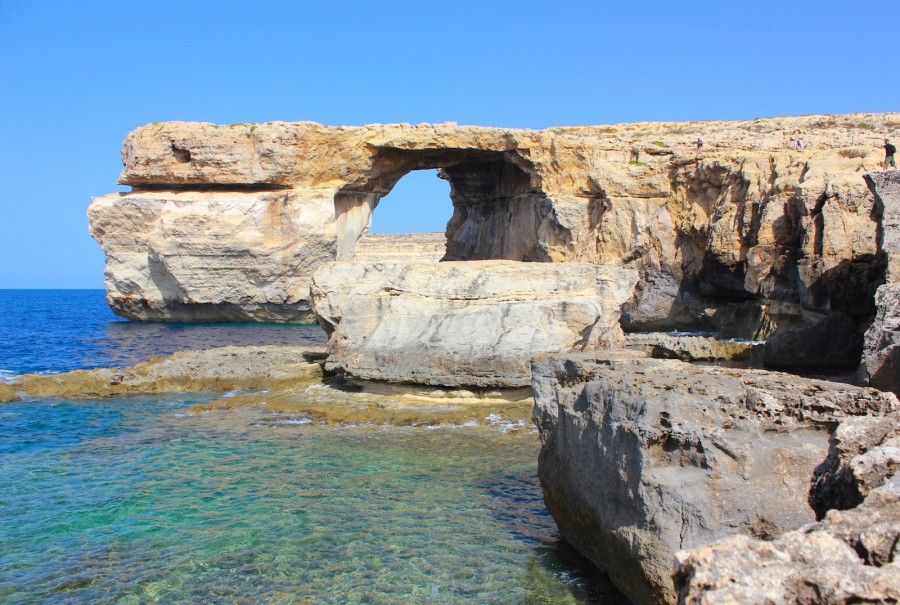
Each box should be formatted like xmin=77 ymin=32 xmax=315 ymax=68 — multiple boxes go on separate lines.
xmin=0 ymin=346 xmax=325 ymax=402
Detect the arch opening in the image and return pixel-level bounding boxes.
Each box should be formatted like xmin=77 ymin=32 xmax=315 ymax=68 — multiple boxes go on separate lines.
xmin=334 ymin=147 xmax=557 ymax=262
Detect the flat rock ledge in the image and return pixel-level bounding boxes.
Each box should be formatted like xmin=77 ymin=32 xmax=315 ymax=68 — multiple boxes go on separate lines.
xmin=531 ymin=354 xmax=898 ymax=605
xmin=311 ymin=260 xmax=638 ymax=387
xmin=0 ymin=345 xmax=534 ymax=428
xmin=0 ymin=345 xmax=326 ymax=402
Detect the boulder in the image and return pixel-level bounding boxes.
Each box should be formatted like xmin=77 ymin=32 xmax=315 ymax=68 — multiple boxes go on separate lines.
xmin=311 ymin=261 xmax=638 ymax=387
xmin=531 ymin=354 xmax=898 ymax=605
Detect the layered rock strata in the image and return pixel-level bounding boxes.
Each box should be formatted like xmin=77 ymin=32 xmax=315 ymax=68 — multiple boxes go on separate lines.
xmin=531 ymin=354 xmax=898 ymax=605
xmin=311 ymin=260 xmax=638 ymax=387
xmin=91 ymin=114 xmax=897 ymax=344
xmin=674 ymin=413 xmax=900 ymax=604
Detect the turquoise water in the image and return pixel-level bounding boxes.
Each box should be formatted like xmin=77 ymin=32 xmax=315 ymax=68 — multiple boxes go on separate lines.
xmin=0 ymin=396 xmax=622 ymax=603
xmin=0 ymin=290 xmax=624 ymax=603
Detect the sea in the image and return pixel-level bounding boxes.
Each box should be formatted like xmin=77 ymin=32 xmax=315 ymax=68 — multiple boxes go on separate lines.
xmin=0 ymin=290 xmax=624 ymax=604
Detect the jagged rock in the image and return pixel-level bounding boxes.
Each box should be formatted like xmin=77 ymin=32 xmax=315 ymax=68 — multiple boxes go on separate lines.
xmin=674 ymin=414 xmax=900 ymax=604
xmin=311 ymin=261 xmax=638 ymax=387
xmin=866 ymin=171 xmax=900 ymax=283
xmin=857 ymin=172 xmax=900 ymax=394
xmin=91 ymin=115 xmax=897 ymax=331
xmin=809 ymin=414 xmax=900 ymax=516
xmin=0 ymin=345 xmax=325 ymax=401
xmin=531 ymin=354 xmax=898 ymax=605
xmin=860 ymin=284 xmax=900 ymax=396
xmin=624 ymin=332 xmax=764 ymax=362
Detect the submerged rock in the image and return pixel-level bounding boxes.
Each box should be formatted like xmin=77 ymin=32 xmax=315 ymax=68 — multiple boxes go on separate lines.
xmin=0 ymin=345 xmax=325 ymax=402
xmin=190 ymin=376 xmax=534 ymax=428
xmin=311 ymin=260 xmax=638 ymax=387
xmin=531 ymin=354 xmax=897 ymax=605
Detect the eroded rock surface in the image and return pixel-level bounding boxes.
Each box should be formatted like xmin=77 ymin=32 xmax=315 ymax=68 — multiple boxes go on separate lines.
xmin=674 ymin=413 xmax=900 ymax=604
xmin=857 ymin=171 xmax=900 ymax=395
xmin=531 ymin=354 xmax=898 ymax=605
xmin=312 ymin=260 xmax=638 ymax=387
xmin=624 ymin=332 xmax=764 ymax=363
xmin=91 ymin=115 xmax=897 ymax=337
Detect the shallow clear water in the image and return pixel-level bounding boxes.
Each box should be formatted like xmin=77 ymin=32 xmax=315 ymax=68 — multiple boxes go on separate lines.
xmin=0 ymin=397 xmax=622 ymax=604
xmin=0 ymin=290 xmax=625 ymax=603
xmin=0 ymin=290 xmax=325 ymax=376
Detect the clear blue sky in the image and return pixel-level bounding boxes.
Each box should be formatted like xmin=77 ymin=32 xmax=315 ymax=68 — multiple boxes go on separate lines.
xmin=1 ymin=1 xmax=896 ymax=287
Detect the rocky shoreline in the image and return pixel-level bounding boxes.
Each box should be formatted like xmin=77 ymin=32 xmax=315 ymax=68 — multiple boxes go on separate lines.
xmin=67 ymin=115 xmax=900 ymax=602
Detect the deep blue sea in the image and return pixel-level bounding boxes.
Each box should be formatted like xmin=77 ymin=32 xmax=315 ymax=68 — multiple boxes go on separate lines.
xmin=0 ymin=290 xmax=623 ymax=603
xmin=0 ymin=290 xmax=326 ymax=377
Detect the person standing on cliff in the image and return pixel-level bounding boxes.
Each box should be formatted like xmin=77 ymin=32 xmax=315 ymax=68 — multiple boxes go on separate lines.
xmin=884 ymin=139 xmax=897 ymax=169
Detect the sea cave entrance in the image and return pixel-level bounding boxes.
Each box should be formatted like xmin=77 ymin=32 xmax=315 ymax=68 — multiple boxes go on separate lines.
xmin=333 ymin=147 xmax=554 ymax=262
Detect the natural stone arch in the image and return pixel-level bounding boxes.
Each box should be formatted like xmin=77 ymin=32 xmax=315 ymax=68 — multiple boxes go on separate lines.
xmin=333 ymin=147 xmax=557 ymax=261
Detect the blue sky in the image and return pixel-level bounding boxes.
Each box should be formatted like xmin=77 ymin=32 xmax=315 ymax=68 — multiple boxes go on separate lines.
xmin=1 ymin=1 xmax=896 ymax=287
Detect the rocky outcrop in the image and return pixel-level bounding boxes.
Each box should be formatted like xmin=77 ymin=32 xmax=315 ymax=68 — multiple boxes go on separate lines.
xmin=89 ymin=190 xmax=337 ymax=322
xmin=531 ymin=354 xmax=898 ymax=605
xmin=674 ymin=413 xmax=900 ymax=604
xmin=91 ymin=114 xmax=896 ymax=337
xmin=0 ymin=345 xmax=325 ymax=402
xmin=0 ymin=345 xmax=534 ymax=428
xmin=857 ymin=171 xmax=900 ymax=395
xmin=311 ymin=261 xmax=638 ymax=387
xmin=859 ymin=284 xmax=900 ymax=395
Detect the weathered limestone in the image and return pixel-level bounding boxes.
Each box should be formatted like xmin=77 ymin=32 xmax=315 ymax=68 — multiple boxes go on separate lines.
xmin=531 ymin=354 xmax=898 ymax=605
xmin=674 ymin=413 xmax=900 ymax=604
xmin=624 ymin=332 xmax=764 ymax=363
xmin=857 ymin=171 xmax=900 ymax=395
xmin=0 ymin=345 xmax=325 ymax=402
xmin=859 ymin=284 xmax=900 ymax=395
xmin=91 ymin=115 xmax=897 ymax=337
xmin=89 ymin=190 xmax=337 ymax=322
xmin=311 ymin=261 xmax=638 ymax=387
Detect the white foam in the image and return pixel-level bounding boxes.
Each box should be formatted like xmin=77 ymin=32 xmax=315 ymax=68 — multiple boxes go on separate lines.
xmin=276 ymin=418 xmax=313 ymax=426
xmin=0 ymin=369 xmax=17 ymax=384
xmin=485 ymin=414 xmax=529 ymax=434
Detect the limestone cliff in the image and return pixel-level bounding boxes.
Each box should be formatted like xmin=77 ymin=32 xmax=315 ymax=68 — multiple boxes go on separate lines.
xmin=90 ymin=113 xmax=898 ymax=330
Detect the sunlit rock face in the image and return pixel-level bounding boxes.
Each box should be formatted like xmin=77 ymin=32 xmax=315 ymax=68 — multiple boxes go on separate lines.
xmin=530 ymin=353 xmax=898 ymax=605
xmin=90 ymin=114 xmax=896 ymax=337
xmin=857 ymin=171 xmax=900 ymax=395
xmin=310 ymin=261 xmax=638 ymax=387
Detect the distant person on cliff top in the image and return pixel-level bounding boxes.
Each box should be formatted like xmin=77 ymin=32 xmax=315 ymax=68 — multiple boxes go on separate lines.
xmin=884 ymin=139 xmax=897 ymax=169
xmin=695 ymin=138 xmax=704 ymax=150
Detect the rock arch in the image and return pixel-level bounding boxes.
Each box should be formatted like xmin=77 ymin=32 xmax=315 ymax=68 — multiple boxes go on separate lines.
xmin=332 ymin=147 xmax=557 ymax=261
